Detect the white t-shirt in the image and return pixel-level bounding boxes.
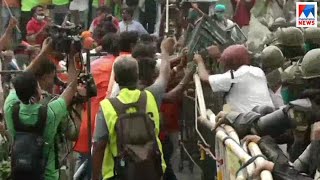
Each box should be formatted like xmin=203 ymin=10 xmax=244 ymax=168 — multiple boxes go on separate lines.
xmin=269 ymin=87 xmax=284 ymax=109
xmin=209 ymin=65 xmax=274 ymax=113
xmin=119 ymin=20 xmax=148 ymax=35
xmin=69 ymin=0 xmax=89 ymax=11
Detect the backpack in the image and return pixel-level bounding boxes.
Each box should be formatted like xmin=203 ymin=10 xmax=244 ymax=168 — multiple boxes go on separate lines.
xmin=109 ymin=91 xmax=163 ymax=180
xmin=11 ymin=102 xmax=48 ymax=180
xmin=223 ymin=70 xmax=235 ymax=103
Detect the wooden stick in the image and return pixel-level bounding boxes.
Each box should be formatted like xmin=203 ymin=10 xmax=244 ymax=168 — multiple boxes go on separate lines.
xmin=3 ymin=0 xmax=21 ymax=33
xmin=165 ymin=0 xmax=169 ymax=34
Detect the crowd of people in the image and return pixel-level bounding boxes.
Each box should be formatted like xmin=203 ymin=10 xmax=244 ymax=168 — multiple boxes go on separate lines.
xmin=1 ymin=0 xmax=320 ymax=180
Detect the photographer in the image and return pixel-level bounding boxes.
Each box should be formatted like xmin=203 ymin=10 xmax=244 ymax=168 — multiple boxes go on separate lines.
xmin=73 ymin=33 xmax=120 ymax=179
xmin=4 ymin=37 xmax=85 ymax=180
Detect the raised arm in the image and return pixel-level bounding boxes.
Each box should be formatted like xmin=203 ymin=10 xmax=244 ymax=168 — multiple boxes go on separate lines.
xmin=162 ymin=67 xmax=194 ymax=102
xmin=24 ymin=37 xmax=53 ymax=74
xmin=0 ymin=17 xmax=18 ymax=51
xmin=60 ymin=51 xmax=81 ymax=107
xmin=193 ymin=54 xmax=209 ymax=82
xmin=151 ymin=38 xmax=173 ymax=88
xmin=163 ymin=49 xmax=195 ymax=102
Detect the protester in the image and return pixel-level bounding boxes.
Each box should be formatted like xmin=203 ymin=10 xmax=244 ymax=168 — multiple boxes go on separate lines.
xmin=119 ymin=7 xmax=148 ymax=35
xmin=106 ymin=31 xmax=139 ymax=98
xmin=230 ymin=0 xmax=255 ymax=35
xmin=89 ymin=6 xmax=119 ymax=33
xmin=26 ymin=5 xmax=50 ymax=45
xmin=139 ymin=0 xmax=157 ymax=34
xmin=20 ymin=0 xmax=39 ymax=40
xmin=1 ymin=0 xmax=20 ymax=43
xmin=92 ymin=54 xmax=169 ymax=180
xmin=0 ymin=17 xmax=18 ymax=51
xmin=194 ymin=45 xmax=274 ymax=113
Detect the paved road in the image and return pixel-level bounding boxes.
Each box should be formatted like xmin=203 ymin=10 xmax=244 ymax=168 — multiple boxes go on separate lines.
xmin=170 ymin=133 xmax=202 ymax=180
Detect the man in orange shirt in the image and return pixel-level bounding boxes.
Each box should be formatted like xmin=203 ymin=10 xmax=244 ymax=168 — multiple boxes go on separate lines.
xmin=73 ymin=33 xmax=120 ymax=179
xmin=106 ymin=31 xmax=139 ymax=98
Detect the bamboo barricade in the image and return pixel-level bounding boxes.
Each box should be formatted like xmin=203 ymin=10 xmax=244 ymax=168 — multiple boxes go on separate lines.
xmin=193 ymin=74 xmax=273 ymax=180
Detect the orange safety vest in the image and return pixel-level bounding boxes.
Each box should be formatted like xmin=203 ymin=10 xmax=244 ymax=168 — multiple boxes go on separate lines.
xmin=74 ymin=55 xmax=116 ymax=153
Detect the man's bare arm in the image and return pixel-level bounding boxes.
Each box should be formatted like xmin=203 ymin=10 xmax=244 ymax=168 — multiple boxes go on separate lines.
xmin=24 ymin=37 xmax=53 ymax=73
xmin=0 ymin=17 xmax=18 ymax=51
xmin=152 ymin=38 xmax=174 ymax=88
xmin=194 ymin=54 xmax=209 ymax=82
xmin=60 ymin=52 xmax=80 ymax=107
xmin=92 ymin=141 xmax=107 ymax=180
xmin=163 ymin=67 xmax=194 ymax=102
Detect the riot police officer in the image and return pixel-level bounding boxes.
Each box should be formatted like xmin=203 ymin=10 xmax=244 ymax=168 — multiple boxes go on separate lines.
xmin=265 ymin=27 xmax=305 ymax=61
xmin=304 ymin=27 xmax=320 ymax=52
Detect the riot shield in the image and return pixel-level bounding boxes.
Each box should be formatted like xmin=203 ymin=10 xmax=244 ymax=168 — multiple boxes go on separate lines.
xmin=185 ymin=15 xmax=247 ymax=60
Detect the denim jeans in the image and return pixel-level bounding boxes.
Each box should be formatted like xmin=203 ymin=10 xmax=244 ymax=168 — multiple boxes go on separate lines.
xmin=1 ymin=7 xmax=21 ymax=41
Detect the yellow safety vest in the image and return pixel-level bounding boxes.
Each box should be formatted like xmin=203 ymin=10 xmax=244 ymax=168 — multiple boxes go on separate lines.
xmin=100 ymin=88 xmax=166 ymax=179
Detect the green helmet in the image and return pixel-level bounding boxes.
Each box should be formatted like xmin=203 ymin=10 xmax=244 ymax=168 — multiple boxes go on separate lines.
xmin=300 ymin=49 xmax=320 ymax=79
xmin=269 ymin=17 xmax=287 ymax=31
xmin=261 ymin=45 xmax=285 ymax=71
xmin=304 ymin=27 xmax=320 ymax=44
xmin=281 ymin=62 xmax=303 ymax=84
xmin=271 ymin=27 xmax=304 ymax=47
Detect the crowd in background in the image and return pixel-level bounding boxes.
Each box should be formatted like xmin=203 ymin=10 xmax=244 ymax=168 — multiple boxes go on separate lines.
xmin=2 ymin=0 xmax=320 ymax=180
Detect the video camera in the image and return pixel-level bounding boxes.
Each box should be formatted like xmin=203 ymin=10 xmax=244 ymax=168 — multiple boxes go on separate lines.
xmin=48 ymin=24 xmax=82 ymax=54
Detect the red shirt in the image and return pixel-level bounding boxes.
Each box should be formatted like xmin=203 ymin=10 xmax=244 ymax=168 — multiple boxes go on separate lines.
xmin=26 ymin=18 xmax=48 ymax=45
xmin=92 ymin=16 xmax=120 ymax=30
xmin=74 ymin=55 xmax=116 ymax=153
xmin=231 ymin=0 xmax=255 ymax=28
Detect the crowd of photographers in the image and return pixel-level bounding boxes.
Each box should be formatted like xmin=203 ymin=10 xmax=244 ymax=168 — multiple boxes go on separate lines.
xmin=2 ymin=0 xmax=320 ymax=180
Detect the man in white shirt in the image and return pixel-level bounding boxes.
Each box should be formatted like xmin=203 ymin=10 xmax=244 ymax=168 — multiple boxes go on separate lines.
xmin=194 ymin=45 xmax=274 ymax=113
xmin=119 ymin=7 xmax=148 ymax=35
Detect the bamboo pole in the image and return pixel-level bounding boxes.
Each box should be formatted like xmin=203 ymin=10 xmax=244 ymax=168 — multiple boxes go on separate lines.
xmin=248 ymin=142 xmax=273 ymax=180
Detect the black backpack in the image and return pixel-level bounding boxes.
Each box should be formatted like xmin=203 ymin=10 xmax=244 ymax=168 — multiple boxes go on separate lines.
xmin=11 ymin=102 xmax=48 ymax=180
xmin=109 ymin=91 xmax=163 ymax=180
